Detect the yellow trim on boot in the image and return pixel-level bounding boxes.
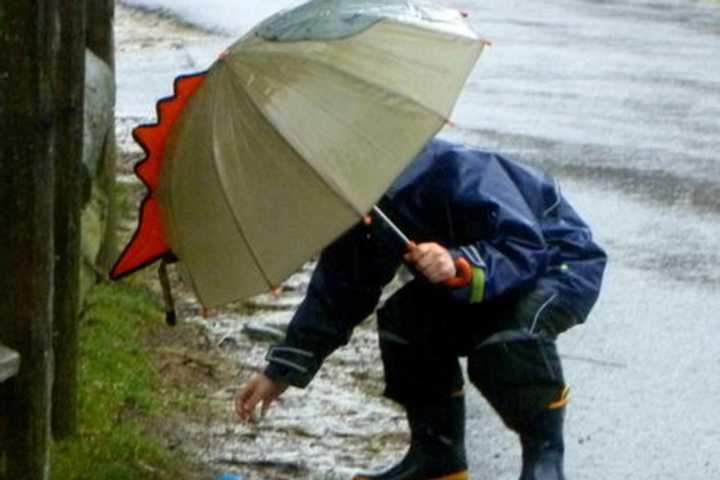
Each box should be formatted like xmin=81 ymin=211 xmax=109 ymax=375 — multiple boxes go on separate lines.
xmin=431 ymin=470 xmax=469 ymax=480
xmin=548 ymin=386 xmax=571 ymax=409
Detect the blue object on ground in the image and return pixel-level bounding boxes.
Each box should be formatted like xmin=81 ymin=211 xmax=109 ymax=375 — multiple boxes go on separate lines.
xmin=215 ymin=474 xmax=243 ymax=480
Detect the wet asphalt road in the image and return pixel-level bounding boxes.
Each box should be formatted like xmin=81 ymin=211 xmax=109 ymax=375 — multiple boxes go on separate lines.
xmin=442 ymin=1 xmax=720 ymax=478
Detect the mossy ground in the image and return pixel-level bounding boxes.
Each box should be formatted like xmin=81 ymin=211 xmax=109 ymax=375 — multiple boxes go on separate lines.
xmin=51 ymin=180 xmax=229 ymax=480
xmin=51 ymin=281 xmax=190 ymax=480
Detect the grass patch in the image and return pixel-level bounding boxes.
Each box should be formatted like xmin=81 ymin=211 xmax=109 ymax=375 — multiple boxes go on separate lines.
xmin=51 ymin=171 xmax=226 ymax=479
xmin=51 ymin=281 xmax=200 ymax=480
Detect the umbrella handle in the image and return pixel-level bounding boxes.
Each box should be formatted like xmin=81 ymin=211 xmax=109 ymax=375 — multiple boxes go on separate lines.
xmin=406 ymin=241 xmax=473 ymax=288
xmin=446 ymin=256 xmax=473 ymax=288
xmin=370 ymin=207 xmax=473 ymax=288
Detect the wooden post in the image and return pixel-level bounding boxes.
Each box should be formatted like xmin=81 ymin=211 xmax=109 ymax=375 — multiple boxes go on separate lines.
xmin=51 ymin=0 xmax=87 ymax=440
xmin=0 ymin=1 xmax=60 ymax=479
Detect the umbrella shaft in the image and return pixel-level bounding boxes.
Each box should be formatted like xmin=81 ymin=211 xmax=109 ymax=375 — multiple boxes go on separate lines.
xmin=372 ymin=205 xmax=411 ymax=246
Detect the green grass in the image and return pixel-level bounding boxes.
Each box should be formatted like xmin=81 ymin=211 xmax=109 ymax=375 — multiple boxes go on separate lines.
xmin=51 ymin=281 xmax=195 ymax=480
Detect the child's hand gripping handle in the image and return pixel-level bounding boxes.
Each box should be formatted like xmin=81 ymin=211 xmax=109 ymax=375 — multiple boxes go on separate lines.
xmin=366 ymin=207 xmax=473 ymax=289
xmin=406 ymin=241 xmax=473 ymax=288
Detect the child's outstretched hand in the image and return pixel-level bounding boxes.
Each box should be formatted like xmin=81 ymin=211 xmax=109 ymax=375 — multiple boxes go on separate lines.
xmin=235 ymin=372 xmax=288 ymax=422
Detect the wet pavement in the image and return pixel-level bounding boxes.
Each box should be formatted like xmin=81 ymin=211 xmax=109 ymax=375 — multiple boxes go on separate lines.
xmin=115 ymin=0 xmax=720 ymax=478
xmin=448 ymin=0 xmax=720 ymax=182
xmin=443 ymin=1 xmax=720 ymax=478
xmin=464 ymin=174 xmax=720 ymax=479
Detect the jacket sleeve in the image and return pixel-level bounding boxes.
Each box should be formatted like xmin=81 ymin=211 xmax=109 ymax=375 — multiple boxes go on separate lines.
xmin=448 ymin=184 xmax=549 ymax=304
xmin=264 ymin=224 xmax=401 ymax=388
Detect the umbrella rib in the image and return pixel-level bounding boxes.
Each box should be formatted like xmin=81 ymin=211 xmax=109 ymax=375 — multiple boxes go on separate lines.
xmin=223 ymin=62 xmax=365 ymax=218
xmin=273 ymin=78 xmax=424 ymax=200
xmin=160 ymin=94 xmax=209 ymax=303
xmin=205 ymin=80 xmax=277 ymax=291
xmin=240 ymin=49 xmax=451 ymax=122
xmin=235 ymin=50 xmax=457 ymax=206
xmin=234 ymin=60 xmax=415 ymax=180
xmin=226 ymin=54 xmax=444 ymax=214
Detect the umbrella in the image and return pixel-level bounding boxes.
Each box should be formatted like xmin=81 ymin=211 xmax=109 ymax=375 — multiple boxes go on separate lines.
xmin=110 ymin=0 xmax=487 ymax=308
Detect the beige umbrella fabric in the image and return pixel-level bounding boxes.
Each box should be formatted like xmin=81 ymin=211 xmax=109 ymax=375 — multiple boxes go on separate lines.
xmin=146 ymin=0 xmax=486 ymax=306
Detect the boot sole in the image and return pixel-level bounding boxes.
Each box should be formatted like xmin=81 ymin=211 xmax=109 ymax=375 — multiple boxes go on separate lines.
xmin=353 ymin=470 xmax=469 ymax=480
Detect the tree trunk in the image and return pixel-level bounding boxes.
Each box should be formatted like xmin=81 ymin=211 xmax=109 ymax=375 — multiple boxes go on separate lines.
xmin=0 ymin=1 xmax=60 ymax=478
xmin=87 ymin=0 xmax=118 ymax=273
xmin=51 ymin=0 xmax=87 ymax=440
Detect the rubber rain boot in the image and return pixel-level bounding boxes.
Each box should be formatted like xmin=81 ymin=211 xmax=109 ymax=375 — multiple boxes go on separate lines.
xmin=518 ymin=407 xmax=566 ymax=480
xmin=353 ymin=394 xmax=468 ymax=480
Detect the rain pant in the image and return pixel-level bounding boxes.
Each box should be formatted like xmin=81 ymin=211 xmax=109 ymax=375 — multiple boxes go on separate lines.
xmin=264 ymin=139 xmax=606 ymax=420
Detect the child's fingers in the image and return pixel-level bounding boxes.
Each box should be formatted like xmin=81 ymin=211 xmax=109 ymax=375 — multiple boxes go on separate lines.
xmin=260 ymin=397 xmax=274 ymax=418
xmin=234 ymin=374 xmax=287 ymax=423
xmin=235 ymin=378 xmax=263 ymax=421
xmin=236 ymin=383 xmax=253 ymax=402
xmin=406 ymin=244 xmax=432 ymax=264
xmin=245 ymin=392 xmax=263 ymax=414
xmin=408 ymin=244 xmax=456 ymax=283
xmin=415 ymin=250 xmax=441 ymax=270
xmin=234 ymin=385 xmax=253 ymax=418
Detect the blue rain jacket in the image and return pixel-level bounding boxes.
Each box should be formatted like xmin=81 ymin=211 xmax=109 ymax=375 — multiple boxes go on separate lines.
xmin=264 ymin=139 xmax=607 ymax=387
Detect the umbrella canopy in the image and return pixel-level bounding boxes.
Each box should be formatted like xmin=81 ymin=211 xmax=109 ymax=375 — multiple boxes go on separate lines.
xmin=111 ymin=0 xmax=486 ymax=307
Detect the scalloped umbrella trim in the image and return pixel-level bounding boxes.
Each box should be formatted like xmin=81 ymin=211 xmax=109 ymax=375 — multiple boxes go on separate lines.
xmin=109 ymin=71 xmax=208 ymax=280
